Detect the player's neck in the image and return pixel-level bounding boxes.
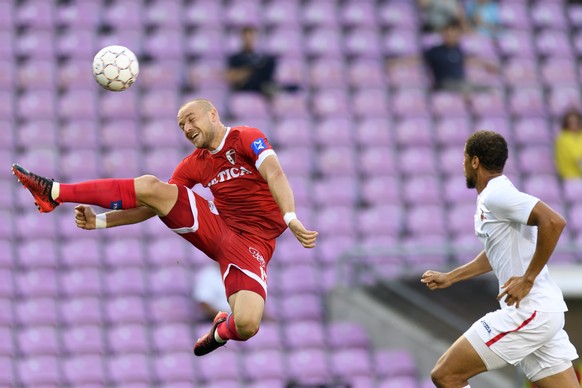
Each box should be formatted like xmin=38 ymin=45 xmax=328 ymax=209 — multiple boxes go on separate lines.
xmin=476 ymin=171 xmax=502 ymax=194
xmin=208 ymin=125 xmax=228 ymax=152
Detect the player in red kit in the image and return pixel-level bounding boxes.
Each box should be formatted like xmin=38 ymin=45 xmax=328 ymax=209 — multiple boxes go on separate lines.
xmin=12 ymin=98 xmax=318 ymax=356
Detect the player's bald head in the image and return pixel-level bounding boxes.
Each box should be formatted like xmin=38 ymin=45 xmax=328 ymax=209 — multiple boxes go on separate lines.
xmin=178 ymin=98 xmax=216 ymax=117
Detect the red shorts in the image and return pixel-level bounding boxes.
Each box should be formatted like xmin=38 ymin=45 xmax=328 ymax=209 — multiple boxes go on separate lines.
xmin=160 ymin=186 xmax=275 ymax=300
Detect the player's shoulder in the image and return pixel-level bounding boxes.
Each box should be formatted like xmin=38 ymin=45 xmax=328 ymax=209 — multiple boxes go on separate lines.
xmin=229 ymin=125 xmax=263 ymax=136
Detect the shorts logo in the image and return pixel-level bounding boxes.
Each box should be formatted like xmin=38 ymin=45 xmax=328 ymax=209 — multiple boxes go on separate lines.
xmin=481 ymin=320 xmax=492 ymax=334
xmin=208 ymin=201 xmax=219 ymax=215
xmin=226 ymin=149 xmax=236 ymax=165
xmin=110 ymin=200 xmax=122 ymax=210
xmin=249 ymin=247 xmax=266 ymax=267
xmin=251 ymin=138 xmax=267 ymax=155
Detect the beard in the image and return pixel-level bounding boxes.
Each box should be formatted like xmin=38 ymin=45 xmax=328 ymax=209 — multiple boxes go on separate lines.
xmin=466 ymin=175 xmax=476 ymax=189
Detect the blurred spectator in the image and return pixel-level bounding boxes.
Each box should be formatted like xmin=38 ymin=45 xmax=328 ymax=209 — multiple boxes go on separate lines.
xmin=417 ymin=0 xmax=469 ymax=33
xmin=193 ymin=263 xmax=231 ymax=322
xmin=422 ymin=19 xmax=498 ymax=92
xmin=225 ymin=25 xmax=278 ymax=97
xmin=555 ymin=109 xmax=582 ymax=180
xmin=465 ymin=0 xmax=501 ymax=37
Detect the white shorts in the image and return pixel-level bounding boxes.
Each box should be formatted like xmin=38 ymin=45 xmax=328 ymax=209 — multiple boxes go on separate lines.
xmin=464 ymin=308 xmax=578 ymax=382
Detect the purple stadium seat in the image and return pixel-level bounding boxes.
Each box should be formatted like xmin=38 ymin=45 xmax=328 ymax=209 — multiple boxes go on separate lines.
xmin=378 ymin=1 xmax=418 ymax=28
xmin=100 ymin=148 xmax=140 ymax=178
xmin=434 ymin=117 xmax=471 ymax=146
xmin=354 ymin=118 xmax=392 ymax=146
xmin=62 ymin=325 xmax=105 ymax=355
xmin=406 ymin=205 xmax=447 ymax=236
xmin=522 ymin=174 xmax=563 ymax=203
xmin=447 ymin=203 xmax=477 ymax=237
xmin=352 ymin=88 xmax=389 ymax=118
xmin=473 ymin=116 xmax=513 ymax=142
xmin=402 ymin=235 xmax=449 ymax=270
xmin=536 ymin=29 xmax=573 ymax=58
xmin=540 ymin=58 xmax=577 ymax=86
xmin=497 ymin=29 xmax=535 ymax=58
xmin=510 ymin=88 xmax=549 ymax=123
xmin=105 ymin=267 xmax=146 ymax=296
xmin=360 ymin=175 xmax=401 ymax=206
xmin=265 ymin=27 xmax=304 ymax=59
xmin=229 ymin=92 xmax=271 ymax=119
xmin=0 ymin=357 xmax=13 ymax=387
xmin=442 ymin=175 xmax=476 ymax=204
xmin=461 ymin=33 xmax=498 ymax=59
xmin=17 ymin=0 xmax=55 ymax=29
xmin=264 ymin=0 xmax=300 ymax=27
xmin=378 ymin=376 xmax=419 ymax=388
xmin=103 ymin=237 xmax=144 ymax=267
xmin=356 ymin=205 xmax=402 ymax=238
xmin=287 ymin=348 xmax=332 ymax=382
xmin=470 ymin=89 xmax=507 ymax=117
xmin=0 ymin=211 xmax=11 ymax=240
xmin=563 ymin=180 xmax=582 ymax=205
xmin=18 ymin=60 xmax=55 ymax=89
xmin=60 ymin=237 xmax=102 ymax=267
xmin=279 ymin=264 xmax=322 ymax=295
xmin=16 ymin=269 xmax=58 ymax=298
xmin=499 ymin=1 xmax=531 ymax=29
xmin=154 ymin=351 xmax=196 ymax=384
xmin=143 ymin=148 xmax=182 ymax=180
xmin=63 ymin=354 xmax=106 ymax=386
xmin=348 ymin=59 xmax=387 ymax=88
xmin=242 ymin=349 xmax=286 ymax=382
xmin=312 ymin=177 xmax=358 ymax=207
xmin=341 ymin=0 xmax=378 ymax=27
xmin=503 ymin=58 xmax=541 ymax=88
xmin=316 ymin=146 xmax=356 ymax=177
xmin=431 ymin=92 xmax=469 ymax=117
xmin=186 ymin=59 xmax=228 ymax=90
xmin=152 ymin=323 xmax=192 ymax=353
xmin=146 ymin=0 xmax=182 ymax=26
xmin=0 ymin=1 xmax=13 ymax=28
xmin=18 ymin=90 xmax=56 ymax=119
xmin=142 ymin=89 xmax=180 ymax=119
xmin=548 ymin=86 xmax=582 ymax=117
xmin=0 ymin=91 xmax=12 ymax=120
xmin=331 ymin=348 xmax=373 ymax=378
xmin=149 ymin=266 xmax=190 ymax=295
xmin=145 ymin=237 xmax=191 ymax=268
xmin=16 ymin=297 xmax=58 ymax=326
xmin=103 ymin=0 xmax=143 ymax=29
xmin=108 ymin=353 xmax=152 ymax=385
xmin=105 ymin=296 xmax=146 ymax=325
xmin=238 ymin=322 xmax=283 ymax=351
xmin=197 ymin=348 xmax=240 ymax=381
xmin=313 ymin=204 xmax=356 ymax=236
xmin=0 ymin=269 xmax=12 ymax=298
xmin=271 ymin=119 xmax=313 ymax=148
xmin=358 ymin=146 xmax=398 ymax=177
xmin=279 ymin=294 xmax=323 ymax=321
xmin=58 ymin=119 xmax=99 ymax=150
xmin=345 ymin=28 xmax=382 ymax=58
xmin=61 ymin=297 xmax=103 ymax=326
xmin=60 ymin=149 xmax=100 ymax=181
xmin=397 ymin=147 xmax=438 ymax=176
xmin=394 ymin=117 xmax=433 ymax=147
xmin=57 ymin=59 xmax=95 ymax=89
xmin=0 ymin=61 xmax=14 ymax=91
xmin=17 ymin=239 xmax=58 ymax=268
xmin=302 ymin=0 xmax=339 ymax=27
xmin=374 ymin=349 xmax=417 ymax=378
xmin=15 ymin=119 xmax=56 ymax=149
xmin=144 ymin=28 xmax=184 ymax=60
xmin=274 ymin=59 xmax=307 ymax=91
xmin=186 ymin=28 xmax=225 ymax=59
xmin=142 ymin=119 xmax=184 ymax=148
xmin=18 ymin=325 xmax=59 ymax=356
xmin=309 ymin=58 xmax=347 ymax=89
xmin=284 ymin=320 xmax=326 ymax=349
xmin=0 ymin=298 xmax=13 ymax=327
xmin=383 ymin=29 xmax=420 ymax=57
xmin=0 ymin=240 xmax=13 ymax=269
xmin=402 ymin=175 xmax=442 ymax=205
xmin=59 ymin=89 xmax=98 ymax=120
xmin=531 ymin=2 xmax=567 ymax=30
xmin=392 ymin=88 xmax=430 ymax=117
xmin=18 ymin=356 xmax=61 ymax=386
xmin=57 ymin=1 xmax=102 ymax=28
xmin=0 ymin=120 xmax=14 ymax=150
xmin=108 ymin=323 xmax=149 ymax=354
xmin=316 ymin=234 xmax=358 ymax=267
xmin=224 ymin=0 xmax=260 ymax=27
xmin=570 ymin=3 xmax=582 ymax=26
xmin=0 ymin=31 xmax=14 ymax=61
xmin=100 ymin=91 xmax=139 ymax=120
xmin=513 ymin=117 xmax=552 ymax=146
xmin=0 ymin=327 xmax=12 ymax=356
xmin=517 ymin=146 xmax=556 ymax=175
xmin=141 ymin=61 xmax=184 ymax=90
xmin=185 ymin=0 xmax=222 ymax=26
xmin=58 ymin=29 xmax=97 ymax=58
xmin=305 ymin=27 xmax=343 ymax=57
xmin=568 ymin=205 xmax=582 ymax=237
xmin=312 ymin=117 xmax=352 ymax=146
xmin=328 ymin=321 xmax=370 ymax=350
xmin=149 ymin=295 xmax=195 ymax=324
xmin=274 ymin=236 xmax=317 ymax=265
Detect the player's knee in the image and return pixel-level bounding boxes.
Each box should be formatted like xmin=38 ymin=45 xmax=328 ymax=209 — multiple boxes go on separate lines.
xmin=234 ymin=316 xmax=261 ymax=340
xmin=135 ymin=175 xmax=165 ymax=198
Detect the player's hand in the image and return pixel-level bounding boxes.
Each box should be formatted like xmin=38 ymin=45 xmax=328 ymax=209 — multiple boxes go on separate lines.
xmin=74 ymin=205 xmax=97 ymax=230
xmin=497 ymin=276 xmax=533 ymax=308
xmin=421 ymin=270 xmax=453 ymax=290
xmin=288 ymin=219 xmax=318 ymax=248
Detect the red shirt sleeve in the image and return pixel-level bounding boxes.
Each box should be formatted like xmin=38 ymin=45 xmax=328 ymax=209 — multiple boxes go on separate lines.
xmin=237 ymin=127 xmax=276 ymax=169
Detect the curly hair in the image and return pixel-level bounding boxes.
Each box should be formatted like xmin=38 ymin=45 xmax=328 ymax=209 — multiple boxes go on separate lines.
xmin=465 ymin=130 xmax=508 ymax=172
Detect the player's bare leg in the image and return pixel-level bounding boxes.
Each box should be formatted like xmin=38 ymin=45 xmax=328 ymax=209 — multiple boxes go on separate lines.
xmin=193 ymin=289 xmax=264 ymax=356
xmin=533 ymin=365 xmax=579 ymax=388
xmin=431 ymin=336 xmax=488 ymax=388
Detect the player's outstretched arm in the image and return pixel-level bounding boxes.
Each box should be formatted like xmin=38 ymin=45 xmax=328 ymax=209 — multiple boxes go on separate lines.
xmin=258 ymin=155 xmax=318 ymax=248
xmin=421 ymin=250 xmax=492 ymax=290
xmin=75 ymin=205 xmax=156 ymax=230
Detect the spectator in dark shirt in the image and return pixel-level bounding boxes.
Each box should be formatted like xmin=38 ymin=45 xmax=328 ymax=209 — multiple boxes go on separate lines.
xmin=423 ymin=19 xmax=498 ymax=92
xmin=225 ymin=26 xmax=277 ymax=97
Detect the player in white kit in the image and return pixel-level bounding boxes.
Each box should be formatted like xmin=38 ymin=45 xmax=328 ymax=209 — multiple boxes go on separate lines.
xmin=421 ymin=131 xmax=579 ymax=388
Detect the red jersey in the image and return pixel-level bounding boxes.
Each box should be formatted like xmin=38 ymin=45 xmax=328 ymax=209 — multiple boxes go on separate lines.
xmin=169 ymin=126 xmax=287 ymax=240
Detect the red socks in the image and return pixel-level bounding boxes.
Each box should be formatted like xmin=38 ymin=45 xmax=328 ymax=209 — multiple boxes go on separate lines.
xmin=216 ymin=314 xmax=244 ymax=341
xmin=58 ymin=179 xmax=137 ymax=210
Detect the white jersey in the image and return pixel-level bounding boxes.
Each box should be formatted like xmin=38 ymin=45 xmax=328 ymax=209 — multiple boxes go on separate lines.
xmin=474 ymin=175 xmax=567 ymax=312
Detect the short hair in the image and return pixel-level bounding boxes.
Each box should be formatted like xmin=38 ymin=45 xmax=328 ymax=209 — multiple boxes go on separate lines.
xmin=444 ymin=18 xmax=462 ymax=30
xmin=561 ymin=109 xmax=582 ymax=130
xmin=465 ymin=130 xmax=508 ymax=172
xmin=241 ymin=25 xmax=257 ymax=35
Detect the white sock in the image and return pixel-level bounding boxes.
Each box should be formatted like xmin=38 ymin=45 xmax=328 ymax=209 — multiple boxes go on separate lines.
xmin=51 ymin=182 xmax=60 ymax=201
xmin=214 ymin=329 xmax=226 ymax=343
xmin=462 ymin=385 xmax=471 ymax=388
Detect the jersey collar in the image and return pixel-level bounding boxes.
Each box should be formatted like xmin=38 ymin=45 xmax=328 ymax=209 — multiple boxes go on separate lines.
xmin=210 ymin=127 xmax=230 ymax=154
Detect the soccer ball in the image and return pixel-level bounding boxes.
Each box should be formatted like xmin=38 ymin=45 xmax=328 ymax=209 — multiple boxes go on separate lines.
xmin=92 ymin=45 xmax=139 ymax=92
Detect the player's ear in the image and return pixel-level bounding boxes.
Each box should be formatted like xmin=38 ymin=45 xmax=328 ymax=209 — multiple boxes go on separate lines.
xmin=471 ymin=155 xmax=479 ymax=169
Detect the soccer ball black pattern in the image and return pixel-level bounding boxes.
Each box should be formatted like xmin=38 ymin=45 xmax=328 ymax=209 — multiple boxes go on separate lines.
xmin=92 ymin=45 xmax=139 ymax=92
